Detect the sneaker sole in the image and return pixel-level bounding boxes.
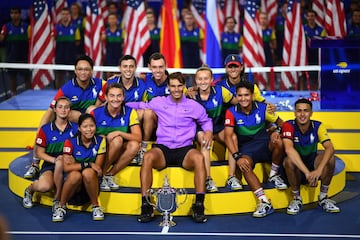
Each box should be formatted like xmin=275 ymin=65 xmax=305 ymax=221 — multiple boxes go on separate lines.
xmin=52 ymin=218 xmax=64 ymax=222
xmin=23 ymin=175 xmax=36 ymax=179
xmin=93 ymin=217 xmax=104 ymax=221
xmin=287 ymin=210 xmax=300 ymax=215
xmin=253 ymin=208 xmax=274 ymax=218
xmin=275 ymin=186 xmax=288 ymax=190
xmin=110 ymin=186 xmax=120 ymax=190
xmin=23 ymin=203 xmax=33 ymax=209
xmin=100 ymin=188 xmax=111 ymax=192
xmin=206 ymin=188 xmax=219 ymax=193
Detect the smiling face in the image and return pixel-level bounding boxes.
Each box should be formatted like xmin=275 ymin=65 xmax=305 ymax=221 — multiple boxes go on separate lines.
xmin=295 ymin=102 xmax=313 ymax=126
xmin=75 ymin=60 xmax=93 ymax=83
xmin=79 ymin=116 xmax=96 ymax=141
xmin=105 ymin=85 xmax=124 ymax=110
xmin=119 ymin=59 xmax=136 ymax=81
xmin=235 ymin=87 xmax=253 ymax=110
xmin=149 ymin=58 xmax=166 ymax=83
xmin=195 ymin=69 xmax=212 ymax=92
xmin=168 ymin=77 xmax=185 ymax=102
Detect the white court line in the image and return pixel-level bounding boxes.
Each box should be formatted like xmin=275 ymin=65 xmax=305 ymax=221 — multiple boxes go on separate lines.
xmin=7 ymin=231 xmax=360 ymax=238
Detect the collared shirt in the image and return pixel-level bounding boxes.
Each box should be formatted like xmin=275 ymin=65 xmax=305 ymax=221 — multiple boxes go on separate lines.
xmin=50 ymin=77 xmax=104 ymax=113
xmin=282 ymin=120 xmax=330 ymax=158
xmin=36 ymin=121 xmax=78 ymax=157
xmin=91 ymin=104 xmax=139 ymax=136
xmin=63 ymin=135 xmax=106 ymax=163
xmin=138 ymin=95 xmax=213 ymax=149
xmin=98 ymin=75 xmax=146 ymax=103
xmin=225 ymin=102 xmax=278 ymax=145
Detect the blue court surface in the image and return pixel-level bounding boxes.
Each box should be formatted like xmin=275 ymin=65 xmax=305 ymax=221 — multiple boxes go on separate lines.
xmin=1 ymin=90 xmax=360 ymax=240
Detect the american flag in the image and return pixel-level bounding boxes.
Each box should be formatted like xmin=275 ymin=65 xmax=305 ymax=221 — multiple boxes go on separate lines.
xmin=325 ymin=0 xmax=347 ymax=37
xmin=312 ymin=0 xmax=325 ymax=27
xmin=281 ymin=0 xmax=307 ymax=90
xmin=99 ymin=0 xmax=109 ymax=22
xmin=218 ymin=0 xmax=241 ymax=33
xmin=29 ymin=0 xmax=55 ymax=89
xmin=122 ymin=0 xmax=151 ymax=67
xmin=190 ymin=0 xmax=206 ymax=30
xmin=84 ymin=0 xmax=104 ymax=78
xmin=242 ymin=0 xmax=267 ymax=90
xmin=261 ymin=0 xmax=277 ymax=29
xmin=51 ymin=0 xmax=67 ymax=25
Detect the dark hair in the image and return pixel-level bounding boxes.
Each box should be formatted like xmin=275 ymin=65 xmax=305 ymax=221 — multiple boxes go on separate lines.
xmin=78 ymin=113 xmax=96 ymax=127
xmin=306 ymin=9 xmax=317 ymax=16
xmin=294 ymin=98 xmax=313 ymax=109
xmin=54 ymin=96 xmax=71 ymax=108
xmin=10 ymin=7 xmax=21 ymax=13
xmin=168 ymin=72 xmax=185 ymax=85
xmin=119 ymin=54 xmax=137 ymax=66
xmin=106 ymin=82 xmax=125 ymax=96
xmin=225 ymin=16 xmax=237 ymax=25
xmin=148 ymin=52 xmax=166 ymax=65
xmin=236 ymin=80 xmax=254 ymax=94
xmin=74 ymin=55 xmax=94 ymax=69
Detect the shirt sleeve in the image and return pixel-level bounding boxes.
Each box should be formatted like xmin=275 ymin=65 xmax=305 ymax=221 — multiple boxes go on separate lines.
xmin=253 ymin=84 xmax=265 ymax=102
xmin=129 ymin=109 xmax=140 ymax=126
xmin=281 ymin=122 xmax=294 ymax=140
xmin=318 ymin=123 xmax=331 ymax=144
xmin=63 ymin=139 xmax=73 ymax=155
xmin=222 ymin=87 xmax=234 ymax=104
xmin=35 ymin=128 xmax=47 ymax=148
xmin=97 ymin=137 xmax=106 ymax=155
xmin=224 ymin=109 xmax=235 ymax=127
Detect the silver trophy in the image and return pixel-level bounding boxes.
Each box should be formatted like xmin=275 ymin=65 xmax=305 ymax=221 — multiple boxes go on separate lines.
xmin=146 ymin=175 xmax=187 ymax=227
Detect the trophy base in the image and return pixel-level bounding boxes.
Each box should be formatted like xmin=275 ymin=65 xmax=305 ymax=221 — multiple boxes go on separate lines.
xmin=159 ymin=220 xmax=176 ymax=227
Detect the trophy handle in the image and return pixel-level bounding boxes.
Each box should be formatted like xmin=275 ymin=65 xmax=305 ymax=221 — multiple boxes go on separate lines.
xmin=176 ymin=188 xmax=187 ymax=207
xmin=145 ymin=188 xmax=157 ymax=208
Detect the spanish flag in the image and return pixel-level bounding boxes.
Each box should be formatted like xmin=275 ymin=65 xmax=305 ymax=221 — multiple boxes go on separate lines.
xmin=160 ymin=0 xmax=182 ymax=68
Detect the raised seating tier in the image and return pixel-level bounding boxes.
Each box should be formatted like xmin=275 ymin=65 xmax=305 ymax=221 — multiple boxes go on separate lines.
xmin=8 ymin=153 xmax=346 ymax=216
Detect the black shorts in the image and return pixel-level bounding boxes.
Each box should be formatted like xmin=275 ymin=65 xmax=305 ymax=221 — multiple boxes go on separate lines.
xmin=153 ymin=144 xmax=195 ymax=168
xmin=40 ymin=161 xmax=55 ymax=175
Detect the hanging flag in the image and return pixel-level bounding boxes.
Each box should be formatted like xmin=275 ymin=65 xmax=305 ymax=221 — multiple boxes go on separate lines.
xmin=243 ymin=0 xmax=267 ymax=90
xmin=205 ymin=1 xmax=222 ymax=69
xmin=29 ymin=0 xmax=55 ymax=89
xmin=160 ymin=0 xmax=182 ymax=68
xmin=99 ymin=0 xmax=108 ymax=23
xmin=325 ymin=0 xmax=347 ymax=37
xmin=122 ymin=0 xmax=151 ymax=67
xmin=51 ymin=0 xmax=67 ymax=25
xmin=219 ymin=0 xmax=242 ymax=33
xmin=312 ymin=0 xmax=325 ymax=27
xmin=84 ymin=0 xmax=104 ymax=78
xmin=281 ymin=0 xmax=307 ymax=90
xmin=190 ymin=0 xmax=206 ymax=64
xmin=261 ymin=0 xmax=278 ymax=29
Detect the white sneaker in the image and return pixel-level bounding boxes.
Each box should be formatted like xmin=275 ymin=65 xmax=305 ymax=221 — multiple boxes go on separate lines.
xmin=132 ymin=148 xmax=145 ymax=165
xmin=205 ymin=178 xmax=218 ymax=192
xmin=104 ymin=175 xmax=120 ymax=190
xmin=23 ymin=186 xmax=33 ymax=208
xmin=99 ymin=177 xmax=110 ymax=191
xmin=318 ymin=197 xmax=340 ymax=213
xmin=52 ymin=199 xmax=60 ymax=213
xmin=227 ymin=176 xmax=243 ymax=191
xmin=24 ymin=165 xmax=39 ymax=179
xmin=269 ymin=175 xmax=288 ymax=190
xmin=253 ymin=201 xmax=274 ymax=218
xmin=287 ymin=198 xmax=303 ymax=215
xmin=92 ymin=206 xmax=104 ymax=221
xmin=52 ymin=207 xmax=66 ymax=222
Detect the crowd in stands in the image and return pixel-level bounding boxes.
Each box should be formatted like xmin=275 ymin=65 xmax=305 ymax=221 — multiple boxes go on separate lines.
xmin=0 ymin=0 xmax=360 ymax=96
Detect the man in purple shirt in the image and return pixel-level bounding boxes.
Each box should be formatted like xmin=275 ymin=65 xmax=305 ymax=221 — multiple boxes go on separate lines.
xmin=137 ymin=72 xmax=212 ymax=224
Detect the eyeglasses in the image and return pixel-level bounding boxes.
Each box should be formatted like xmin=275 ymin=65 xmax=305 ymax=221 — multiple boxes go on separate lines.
xmin=75 ymin=67 xmax=92 ymax=72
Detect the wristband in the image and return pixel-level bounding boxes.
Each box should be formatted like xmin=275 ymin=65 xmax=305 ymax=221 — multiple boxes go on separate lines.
xmin=232 ymin=152 xmax=242 ymax=161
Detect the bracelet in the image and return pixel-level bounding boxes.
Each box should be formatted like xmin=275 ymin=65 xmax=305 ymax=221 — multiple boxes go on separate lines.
xmin=232 ymin=152 xmax=242 ymax=161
